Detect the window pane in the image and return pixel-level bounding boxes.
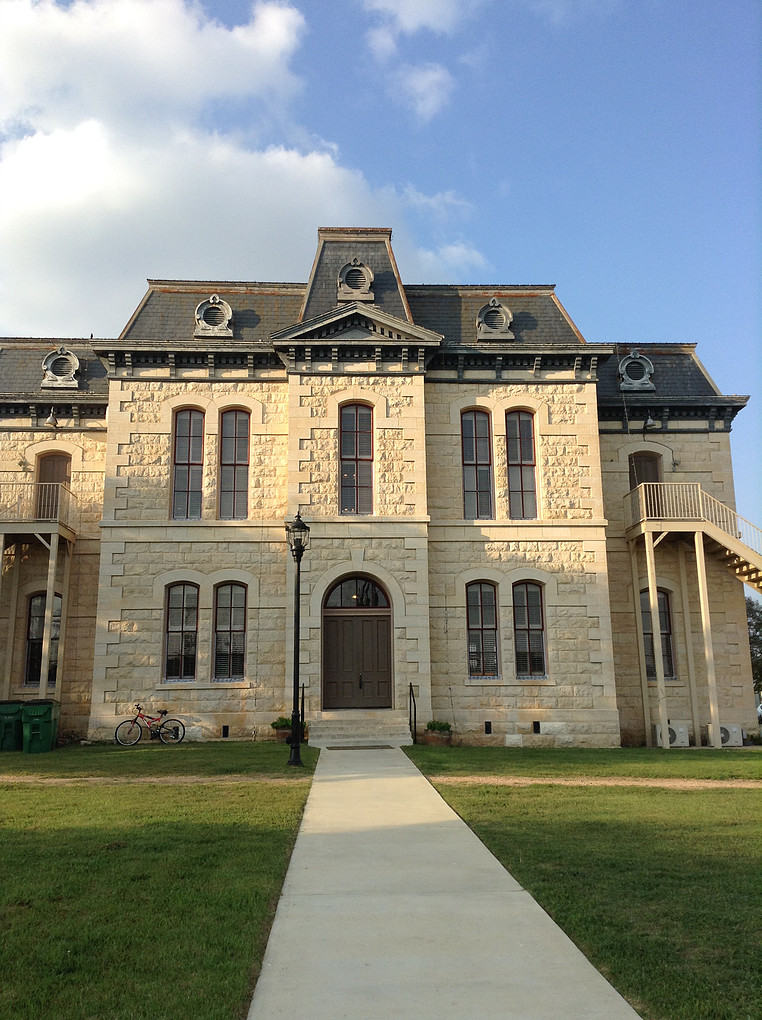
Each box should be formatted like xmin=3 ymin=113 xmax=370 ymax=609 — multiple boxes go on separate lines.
xmin=173 ymin=411 xmax=204 ymax=520
xmin=467 ymin=583 xmax=498 ymax=676
xmin=165 ymin=585 xmax=198 ymax=680
xmin=462 ymin=412 xmax=493 ymax=519
xmin=340 ymin=405 xmax=373 ymax=515
xmin=513 ymin=583 xmax=545 ymax=676
xmin=507 ymin=412 xmax=537 ymax=520
xmin=213 ymin=584 xmax=246 ymax=679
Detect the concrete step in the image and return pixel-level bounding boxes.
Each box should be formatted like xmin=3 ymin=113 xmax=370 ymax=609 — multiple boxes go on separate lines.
xmin=308 ymin=710 xmax=413 ymax=748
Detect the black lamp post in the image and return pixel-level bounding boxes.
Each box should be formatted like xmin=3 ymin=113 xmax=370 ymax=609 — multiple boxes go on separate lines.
xmin=285 ymin=511 xmax=310 ymax=766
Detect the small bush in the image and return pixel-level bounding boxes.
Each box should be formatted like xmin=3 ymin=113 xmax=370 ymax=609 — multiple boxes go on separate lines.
xmin=425 ymin=720 xmax=451 ymax=732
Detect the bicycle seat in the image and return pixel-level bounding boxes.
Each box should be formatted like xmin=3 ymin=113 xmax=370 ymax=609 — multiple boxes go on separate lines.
xmin=159 ymin=709 xmax=168 ymax=716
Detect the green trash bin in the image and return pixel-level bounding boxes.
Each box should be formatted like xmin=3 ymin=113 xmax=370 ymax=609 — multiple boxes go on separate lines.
xmin=0 ymin=702 xmax=24 ymax=751
xmin=21 ymin=700 xmax=61 ymax=754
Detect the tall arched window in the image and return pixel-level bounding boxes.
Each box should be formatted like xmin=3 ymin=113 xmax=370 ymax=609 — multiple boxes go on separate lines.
xmin=164 ymin=583 xmax=199 ymax=680
xmin=461 ymin=410 xmax=493 ymax=519
xmin=640 ymin=589 xmax=676 ymax=680
xmin=513 ymin=582 xmax=546 ymax=676
xmin=506 ymin=411 xmax=537 ymax=519
xmin=340 ymin=404 xmax=373 ymax=514
xmin=213 ymin=583 xmax=246 ymax=680
xmin=219 ymin=410 xmax=250 ymax=520
xmin=466 ymin=582 xmax=498 ymax=677
xmin=25 ymin=593 xmax=62 ymax=687
xmin=172 ymin=409 xmax=204 ymax=519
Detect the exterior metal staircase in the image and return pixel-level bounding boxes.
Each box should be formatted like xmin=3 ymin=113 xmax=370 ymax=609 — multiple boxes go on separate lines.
xmin=627 ymin=483 xmax=762 ymax=592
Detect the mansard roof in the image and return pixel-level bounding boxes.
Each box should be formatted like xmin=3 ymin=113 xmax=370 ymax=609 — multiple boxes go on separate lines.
xmin=595 ymin=341 xmax=748 ymax=430
xmin=0 ymin=339 xmax=108 ymax=398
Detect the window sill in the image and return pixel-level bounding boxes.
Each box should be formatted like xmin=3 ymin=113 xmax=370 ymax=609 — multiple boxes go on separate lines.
xmin=465 ymin=674 xmax=554 ymax=687
xmin=159 ymin=680 xmax=252 ymax=689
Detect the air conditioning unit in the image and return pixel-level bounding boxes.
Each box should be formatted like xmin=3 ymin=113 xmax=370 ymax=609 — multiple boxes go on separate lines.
xmin=707 ymin=723 xmax=743 ymax=747
xmin=653 ymin=721 xmax=690 ymax=747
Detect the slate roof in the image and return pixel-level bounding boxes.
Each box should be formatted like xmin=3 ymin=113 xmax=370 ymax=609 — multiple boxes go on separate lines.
xmin=406 ymin=285 xmax=583 ymax=346
xmin=118 ymin=281 xmax=583 ymax=349
xmin=301 ymin=228 xmax=410 ymax=323
xmin=121 ymin=283 xmax=305 ymax=344
xmin=0 ymin=340 xmax=109 ymax=398
xmin=596 ymin=343 xmax=727 ymax=401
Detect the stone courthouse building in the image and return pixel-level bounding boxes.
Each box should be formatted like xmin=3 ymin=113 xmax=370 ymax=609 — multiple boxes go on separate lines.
xmin=1 ymin=227 xmax=759 ymax=747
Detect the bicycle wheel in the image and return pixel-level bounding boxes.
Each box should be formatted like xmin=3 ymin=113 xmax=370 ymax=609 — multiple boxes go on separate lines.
xmin=159 ymin=719 xmax=185 ymax=744
xmin=115 ymin=720 xmax=142 ymax=746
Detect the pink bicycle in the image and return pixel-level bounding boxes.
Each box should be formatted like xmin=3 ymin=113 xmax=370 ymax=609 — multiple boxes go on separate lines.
xmin=115 ymin=704 xmax=185 ymax=746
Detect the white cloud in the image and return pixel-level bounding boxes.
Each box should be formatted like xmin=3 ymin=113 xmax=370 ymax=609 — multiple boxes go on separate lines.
xmin=0 ymin=0 xmax=306 ymax=135
xmin=0 ymin=0 xmax=486 ymax=336
xmin=412 ymin=240 xmax=489 ymax=280
xmin=402 ymin=185 xmax=473 ymax=218
xmin=392 ymin=63 xmax=454 ymax=121
xmin=357 ymin=0 xmax=486 ymax=37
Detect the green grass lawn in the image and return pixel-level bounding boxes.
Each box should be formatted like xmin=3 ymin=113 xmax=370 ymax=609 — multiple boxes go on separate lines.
xmin=0 ymin=741 xmax=318 ymax=1020
xmin=407 ymin=745 xmax=762 ymax=1020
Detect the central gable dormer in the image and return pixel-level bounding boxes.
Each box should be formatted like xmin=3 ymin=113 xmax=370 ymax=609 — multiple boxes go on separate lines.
xmin=271 ymin=301 xmax=442 ymax=376
xmin=300 ymin=227 xmax=412 ymax=323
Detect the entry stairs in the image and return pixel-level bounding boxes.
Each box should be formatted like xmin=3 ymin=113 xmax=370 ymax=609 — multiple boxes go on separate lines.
xmin=307 ymin=709 xmax=413 ymax=748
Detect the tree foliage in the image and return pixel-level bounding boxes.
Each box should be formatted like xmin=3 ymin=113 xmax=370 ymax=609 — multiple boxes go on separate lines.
xmin=746 ymin=597 xmax=762 ymax=693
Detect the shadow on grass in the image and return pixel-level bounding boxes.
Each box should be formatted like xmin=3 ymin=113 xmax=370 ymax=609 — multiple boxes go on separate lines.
xmin=435 ymin=782 xmax=761 ymax=1020
xmin=0 ymin=740 xmax=320 ymax=779
xmin=1 ymin=781 xmax=312 ymax=1020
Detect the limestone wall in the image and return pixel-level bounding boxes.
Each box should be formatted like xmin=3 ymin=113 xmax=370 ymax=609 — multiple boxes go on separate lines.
xmin=0 ymin=428 xmax=105 ymax=735
xmin=423 ymin=380 xmax=620 ymax=746
xmin=601 ymin=430 xmax=757 ymax=744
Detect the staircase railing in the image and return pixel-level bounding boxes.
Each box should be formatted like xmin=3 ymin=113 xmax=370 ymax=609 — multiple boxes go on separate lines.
xmin=0 ymin=482 xmax=77 ymax=529
xmin=408 ymin=683 xmax=417 ymax=744
xmin=626 ymin=483 xmax=762 ymax=558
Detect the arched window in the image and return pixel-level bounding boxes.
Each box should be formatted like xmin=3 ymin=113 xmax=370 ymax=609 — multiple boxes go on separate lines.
xmin=340 ymin=404 xmax=373 ymax=514
xmin=513 ymin=582 xmax=546 ymax=677
xmin=219 ymin=410 xmax=249 ymax=520
xmin=325 ymin=577 xmax=389 ymax=608
xmin=172 ymin=409 xmax=204 ymax=519
xmin=506 ymin=411 xmax=537 ymax=519
xmin=461 ymin=410 xmax=493 ymax=519
xmin=639 ymin=589 xmax=676 ymax=680
xmin=164 ymin=583 xmax=199 ymax=680
xmin=213 ymin=583 xmax=246 ymax=680
xmin=25 ymin=593 xmax=62 ymax=687
xmin=466 ymin=582 xmax=498 ymax=677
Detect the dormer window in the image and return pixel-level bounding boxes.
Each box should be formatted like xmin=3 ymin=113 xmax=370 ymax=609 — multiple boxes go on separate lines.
xmin=338 ymin=259 xmax=374 ymax=302
xmin=194 ymin=295 xmax=233 ymax=337
xmin=42 ymin=346 xmax=79 ymax=389
xmin=476 ymin=298 xmax=514 ymax=339
xmin=619 ymin=350 xmax=655 ymax=391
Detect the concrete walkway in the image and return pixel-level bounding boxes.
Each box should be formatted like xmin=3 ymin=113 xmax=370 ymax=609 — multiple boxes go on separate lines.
xmin=247 ymin=747 xmax=640 ymax=1019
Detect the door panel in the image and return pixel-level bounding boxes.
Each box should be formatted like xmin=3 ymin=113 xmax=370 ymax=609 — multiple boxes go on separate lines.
xmin=323 ymin=614 xmax=392 ymax=708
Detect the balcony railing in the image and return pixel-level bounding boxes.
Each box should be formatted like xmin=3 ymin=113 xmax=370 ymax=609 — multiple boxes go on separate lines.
xmin=0 ymin=482 xmax=78 ymax=529
xmin=626 ymin=482 xmax=762 ymax=558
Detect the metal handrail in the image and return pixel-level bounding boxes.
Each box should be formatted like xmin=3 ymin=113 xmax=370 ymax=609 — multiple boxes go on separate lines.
xmin=626 ymin=482 xmax=762 ymax=557
xmin=408 ymin=683 xmax=417 ymax=744
xmin=0 ymin=482 xmax=78 ymax=527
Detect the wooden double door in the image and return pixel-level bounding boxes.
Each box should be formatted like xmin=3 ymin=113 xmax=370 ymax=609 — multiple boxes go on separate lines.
xmin=323 ymin=613 xmax=392 ymax=709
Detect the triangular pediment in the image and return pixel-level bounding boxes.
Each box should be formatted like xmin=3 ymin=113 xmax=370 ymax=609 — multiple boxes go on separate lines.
xmin=271 ymin=302 xmax=443 ymax=349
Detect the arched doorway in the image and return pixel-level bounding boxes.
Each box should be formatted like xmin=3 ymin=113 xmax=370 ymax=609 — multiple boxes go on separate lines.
xmin=36 ymin=453 xmax=71 ymax=519
xmin=322 ymin=576 xmax=392 ymax=709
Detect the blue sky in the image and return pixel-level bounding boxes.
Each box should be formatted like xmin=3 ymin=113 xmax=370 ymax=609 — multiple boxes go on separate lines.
xmin=0 ymin=0 xmax=759 ymax=522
